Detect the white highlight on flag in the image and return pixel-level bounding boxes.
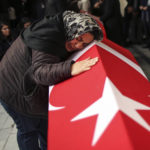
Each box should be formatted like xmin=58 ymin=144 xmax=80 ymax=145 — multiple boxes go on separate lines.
xmin=71 ymin=78 xmax=150 ymax=146
xmin=96 ymin=42 xmax=147 ymax=79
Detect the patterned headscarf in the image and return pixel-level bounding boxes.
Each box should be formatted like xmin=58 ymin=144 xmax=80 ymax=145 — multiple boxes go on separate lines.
xmin=63 ymin=11 xmax=103 ymax=41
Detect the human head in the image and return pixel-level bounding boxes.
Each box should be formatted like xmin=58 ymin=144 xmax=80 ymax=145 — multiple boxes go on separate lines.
xmin=0 ymin=21 xmax=11 ymax=38
xmin=65 ymin=32 xmax=94 ymax=51
xmin=63 ymin=11 xmax=103 ymax=52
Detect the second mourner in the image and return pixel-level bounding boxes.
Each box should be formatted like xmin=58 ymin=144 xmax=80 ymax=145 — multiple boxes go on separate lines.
xmin=0 ymin=10 xmax=103 ymax=150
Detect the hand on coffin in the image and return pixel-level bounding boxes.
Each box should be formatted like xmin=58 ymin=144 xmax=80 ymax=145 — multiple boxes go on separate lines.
xmin=71 ymin=57 xmax=99 ymax=76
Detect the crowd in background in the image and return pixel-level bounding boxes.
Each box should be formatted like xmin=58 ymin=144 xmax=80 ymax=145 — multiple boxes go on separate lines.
xmin=0 ymin=0 xmax=150 ymax=61
xmin=80 ymin=0 xmax=150 ymax=47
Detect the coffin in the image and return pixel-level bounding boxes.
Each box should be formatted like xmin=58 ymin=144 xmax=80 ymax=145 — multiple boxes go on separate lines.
xmin=48 ymin=25 xmax=150 ymax=150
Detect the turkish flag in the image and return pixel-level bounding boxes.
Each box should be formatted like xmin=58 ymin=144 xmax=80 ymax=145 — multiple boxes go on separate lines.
xmin=48 ymin=38 xmax=150 ymax=150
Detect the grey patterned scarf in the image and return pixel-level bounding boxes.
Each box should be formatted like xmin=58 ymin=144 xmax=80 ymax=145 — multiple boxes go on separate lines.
xmin=63 ymin=11 xmax=103 ymax=41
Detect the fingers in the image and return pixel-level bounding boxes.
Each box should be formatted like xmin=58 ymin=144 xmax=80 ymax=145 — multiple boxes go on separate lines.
xmin=82 ymin=57 xmax=99 ymax=70
xmin=85 ymin=57 xmax=91 ymax=60
xmin=71 ymin=57 xmax=99 ymax=76
xmin=86 ymin=57 xmax=99 ymax=67
xmin=83 ymin=67 xmax=91 ymax=71
xmin=84 ymin=57 xmax=98 ymax=62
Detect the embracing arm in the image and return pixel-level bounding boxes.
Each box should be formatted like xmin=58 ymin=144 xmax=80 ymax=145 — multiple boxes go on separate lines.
xmin=31 ymin=50 xmax=99 ymax=86
xmin=31 ymin=50 xmax=73 ymax=86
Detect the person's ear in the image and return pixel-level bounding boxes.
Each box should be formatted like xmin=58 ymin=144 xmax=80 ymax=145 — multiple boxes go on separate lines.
xmin=65 ymin=41 xmax=71 ymax=51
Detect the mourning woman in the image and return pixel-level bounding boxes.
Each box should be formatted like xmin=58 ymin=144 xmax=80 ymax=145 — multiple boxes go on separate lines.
xmin=0 ymin=10 xmax=103 ymax=150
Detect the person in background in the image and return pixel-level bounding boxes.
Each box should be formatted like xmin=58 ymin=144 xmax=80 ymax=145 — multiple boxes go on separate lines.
xmin=140 ymin=0 xmax=150 ymax=48
xmin=91 ymin=0 xmax=123 ymax=45
xmin=119 ymin=0 xmax=128 ymax=17
xmin=45 ymin=0 xmax=80 ymax=16
xmin=0 ymin=20 xmax=16 ymax=61
xmin=0 ymin=10 xmax=103 ymax=150
xmin=123 ymin=0 xmax=140 ymax=46
xmin=8 ymin=0 xmax=23 ymax=26
xmin=8 ymin=6 xmax=17 ymax=28
xmin=78 ymin=0 xmax=91 ymax=13
xmin=24 ymin=0 xmax=47 ymax=21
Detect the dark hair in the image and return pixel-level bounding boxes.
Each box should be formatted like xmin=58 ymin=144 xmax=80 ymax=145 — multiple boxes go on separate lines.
xmin=0 ymin=20 xmax=10 ymax=30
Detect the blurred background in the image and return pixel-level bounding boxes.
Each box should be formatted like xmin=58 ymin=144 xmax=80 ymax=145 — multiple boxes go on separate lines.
xmin=1 ymin=0 xmax=150 ymax=52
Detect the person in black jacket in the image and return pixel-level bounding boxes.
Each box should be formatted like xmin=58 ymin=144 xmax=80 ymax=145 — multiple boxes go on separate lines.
xmin=91 ymin=0 xmax=124 ymax=45
xmin=45 ymin=0 xmax=80 ymax=16
xmin=140 ymin=0 xmax=150 ymax=41
xmin=123 ymin=0 xmax=140 ymax=45
xmin=0 ymin=10 xmax=103 ymax=150
xmin=24 ymin=0 xmax=47 ymax=21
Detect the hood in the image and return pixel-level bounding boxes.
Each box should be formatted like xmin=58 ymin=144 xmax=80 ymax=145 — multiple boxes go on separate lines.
xmin=21 ymin=13 xmax=69 ymax=59
xmin=63 ymin=11 xmax=103 ymax=41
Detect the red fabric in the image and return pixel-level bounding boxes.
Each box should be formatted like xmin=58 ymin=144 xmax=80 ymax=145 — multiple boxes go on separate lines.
xmin=48 ymin=24 xmax=150 ymax=150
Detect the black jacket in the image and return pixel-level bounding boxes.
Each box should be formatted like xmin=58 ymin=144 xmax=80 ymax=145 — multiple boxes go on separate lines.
xmin=0 ymin=40 xmax=10 ymax=61
xmin=22 ymin=13 xmax=69 ymax=59
xmin=45 ymin=0 xmax=68 ymax=16
xmin=92 ymin=0 xmax=123 ymax=45
xmin=0 ymin=13 xmax=73 ymax=118
xmin=24 ymin=0 xmax=46 ymax=20
xmin=45 ymin=0 xmax=80 ymax=16
xmin=0 ymin=36 xmax=15 ymax=61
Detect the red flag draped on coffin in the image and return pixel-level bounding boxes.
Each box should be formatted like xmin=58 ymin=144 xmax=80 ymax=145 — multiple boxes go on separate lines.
xmin=48 ymin=39 xmax=150 ymax=150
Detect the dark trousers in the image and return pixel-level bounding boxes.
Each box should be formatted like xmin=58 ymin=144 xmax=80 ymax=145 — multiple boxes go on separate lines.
xmin=0 ymin=100 xmax=47 ymax=150
xmin=141 ymin=8 xmax=150 ymax=37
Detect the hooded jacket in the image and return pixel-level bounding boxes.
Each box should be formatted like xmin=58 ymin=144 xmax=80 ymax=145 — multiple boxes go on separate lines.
xmin=0 ymin=11 xmax=102 ymax=118
xmin=0 ymin=13 xmax=73 ymax=118
xmin=22 ymin=13 xmax=69 ymax=59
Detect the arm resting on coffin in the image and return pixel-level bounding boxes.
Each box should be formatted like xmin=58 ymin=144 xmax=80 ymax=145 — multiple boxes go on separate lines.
xmin=31 ymin=50 xmax=99 ymax=85
xmin=31 ymin=49 xmax=73 ymax=86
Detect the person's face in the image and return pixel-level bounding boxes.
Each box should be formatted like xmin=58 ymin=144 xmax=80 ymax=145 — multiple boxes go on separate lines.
xmin=24 ymin=22 xmax=31 ymax=29
xmin=1 ymin=25 xmax=10 ymax=37
xmin=65 ymin=32 xmax=94 ymax=52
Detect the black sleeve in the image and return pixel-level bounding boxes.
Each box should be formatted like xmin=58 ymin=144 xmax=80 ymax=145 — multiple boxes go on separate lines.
xmin=31 ymin=49 xmax=74 ymax=86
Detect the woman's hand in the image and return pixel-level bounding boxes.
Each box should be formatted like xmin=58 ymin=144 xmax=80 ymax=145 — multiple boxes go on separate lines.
xmin=71 ymin=57 xmax=99 ymax=76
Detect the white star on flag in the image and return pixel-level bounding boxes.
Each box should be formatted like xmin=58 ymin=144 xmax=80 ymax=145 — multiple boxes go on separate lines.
xmin=71 ymin=78 xmax=150 ymax=146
